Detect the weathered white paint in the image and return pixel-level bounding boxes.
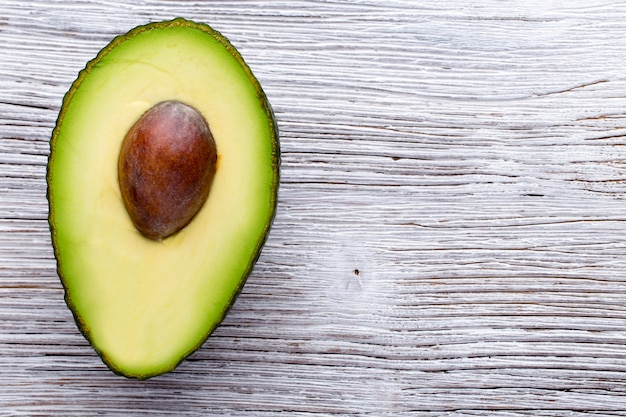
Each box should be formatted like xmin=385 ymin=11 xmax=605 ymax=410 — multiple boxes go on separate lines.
xmin=3 ymin=0 xmax=626 ymax=414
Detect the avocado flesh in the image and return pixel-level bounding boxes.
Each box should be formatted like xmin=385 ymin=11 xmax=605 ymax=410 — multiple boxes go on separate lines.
xmin=47 ymin=19 xmax=279 ymax=379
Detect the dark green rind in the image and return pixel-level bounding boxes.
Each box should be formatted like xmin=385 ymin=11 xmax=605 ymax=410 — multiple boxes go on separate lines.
xmin=47 ymin=18 xmax=280 ymax=380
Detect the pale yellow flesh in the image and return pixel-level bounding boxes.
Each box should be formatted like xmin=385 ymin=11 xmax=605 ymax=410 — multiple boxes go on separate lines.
xmin=49 ymin=22 xmax=276 ymax=377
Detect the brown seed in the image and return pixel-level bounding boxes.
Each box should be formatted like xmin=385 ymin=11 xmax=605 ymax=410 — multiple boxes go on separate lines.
xmin=118 ymin=101 xmax=217 ymax=240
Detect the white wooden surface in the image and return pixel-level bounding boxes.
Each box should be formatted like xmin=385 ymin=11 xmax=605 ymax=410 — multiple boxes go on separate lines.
xmin=3 ymin=0 xmax=626 ymax=414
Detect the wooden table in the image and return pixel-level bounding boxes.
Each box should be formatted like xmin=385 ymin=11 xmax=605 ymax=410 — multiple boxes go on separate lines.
xmin=3 ymin=0 xmax=626 ymax=414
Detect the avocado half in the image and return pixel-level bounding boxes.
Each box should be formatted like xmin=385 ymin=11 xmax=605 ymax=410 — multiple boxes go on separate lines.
xmin=47 ymin=18 xmax=279 ymax=379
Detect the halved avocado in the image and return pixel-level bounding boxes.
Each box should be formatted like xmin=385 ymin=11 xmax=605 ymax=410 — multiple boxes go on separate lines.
xmin=47 ymin=18 xmax=279 ymax=379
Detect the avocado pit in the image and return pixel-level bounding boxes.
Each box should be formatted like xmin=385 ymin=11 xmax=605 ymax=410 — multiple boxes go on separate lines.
xmin=118 ymin=100 xmax=217 ymax=240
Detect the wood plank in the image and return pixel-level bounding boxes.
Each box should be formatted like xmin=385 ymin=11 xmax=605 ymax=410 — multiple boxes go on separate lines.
xmin=3 ymin=0 xmax=626 ymax=414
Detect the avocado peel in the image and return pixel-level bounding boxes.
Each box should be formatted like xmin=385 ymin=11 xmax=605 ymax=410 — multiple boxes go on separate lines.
xmin=47 ymin=18 xmax=279 ymax=379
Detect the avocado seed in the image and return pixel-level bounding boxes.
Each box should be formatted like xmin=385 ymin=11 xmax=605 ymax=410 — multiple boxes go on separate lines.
xmin=118 ymin=100 xmax=217 ymax=240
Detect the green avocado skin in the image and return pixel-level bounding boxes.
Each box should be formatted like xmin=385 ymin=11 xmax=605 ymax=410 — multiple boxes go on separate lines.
xmin=47 ymin=18 xmax=279 ymax=379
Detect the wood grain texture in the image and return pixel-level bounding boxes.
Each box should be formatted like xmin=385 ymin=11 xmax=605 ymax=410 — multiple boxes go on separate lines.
xmin=3 ymin=0 xmax=626 ymax=414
